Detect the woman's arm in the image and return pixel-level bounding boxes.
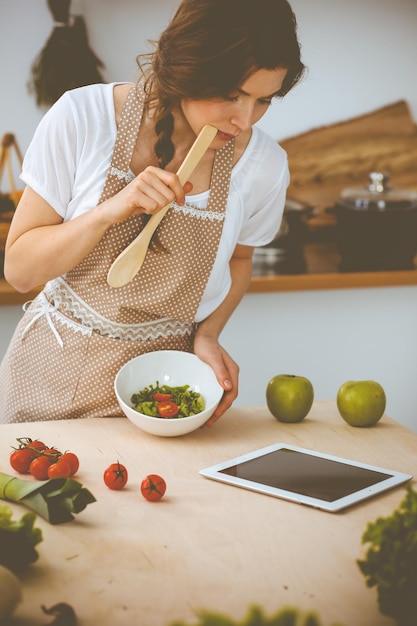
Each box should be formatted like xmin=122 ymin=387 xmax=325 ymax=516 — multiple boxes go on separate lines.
xmin=193 ymin=243 xmax=254 ymax=425
xmin=5 ymin=187 xmax=110 ymax=292
xmin=5 ymin=171 xmax=191 ymax=293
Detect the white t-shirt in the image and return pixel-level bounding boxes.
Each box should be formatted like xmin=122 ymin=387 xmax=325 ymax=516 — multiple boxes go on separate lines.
xmin=21 ymin=83 xmax=289 ymax=322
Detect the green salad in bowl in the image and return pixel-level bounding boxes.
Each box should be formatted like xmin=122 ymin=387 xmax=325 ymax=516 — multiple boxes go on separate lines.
xmin=131 ymin=382 xmax=205 ymax=419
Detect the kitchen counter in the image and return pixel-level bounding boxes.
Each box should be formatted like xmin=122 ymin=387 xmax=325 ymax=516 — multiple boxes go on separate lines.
xmin=1 ymin=402 xmax=415 ymax=625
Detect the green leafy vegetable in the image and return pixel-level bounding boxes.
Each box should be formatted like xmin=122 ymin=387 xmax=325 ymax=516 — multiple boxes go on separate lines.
xmin=0 ymin=504 xmax=43 ymax=572
xmin=0 ymin=472 xmax=96 ymax=525
xmin=357 ymin=484 xmax=417 ymax=626
xmin=131 ymin=382 xmax=205 ymax=418
xmin=169 ymin=605 xmax=344 ymax=626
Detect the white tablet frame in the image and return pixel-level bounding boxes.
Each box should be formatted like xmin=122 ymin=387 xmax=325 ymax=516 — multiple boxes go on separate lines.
xmin=199 ymin=443 xmax=412 ymax=512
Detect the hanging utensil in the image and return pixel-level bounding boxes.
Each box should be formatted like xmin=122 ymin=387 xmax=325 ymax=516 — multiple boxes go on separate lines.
xmin=107 ymin=124 xmax=217 ymax=288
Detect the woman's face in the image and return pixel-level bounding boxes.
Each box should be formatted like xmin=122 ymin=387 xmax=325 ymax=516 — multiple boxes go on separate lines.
xmin=180 ymin=67 xmax=288 ymax=148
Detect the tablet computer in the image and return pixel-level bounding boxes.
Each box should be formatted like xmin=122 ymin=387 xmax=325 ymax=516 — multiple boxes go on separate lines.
xmin=199 ymin=443 xmax=412 ymax=512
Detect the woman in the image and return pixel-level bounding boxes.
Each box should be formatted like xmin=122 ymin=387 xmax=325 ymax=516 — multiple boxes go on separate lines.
xmin=0 ymin=0 xmax=304 ymax=424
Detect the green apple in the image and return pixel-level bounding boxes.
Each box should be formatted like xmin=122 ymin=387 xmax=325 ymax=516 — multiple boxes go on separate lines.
xmin=266 ymin=374 xmax=314 ymax=423
xmin=336 ymin=380 xmax=386 ymax=427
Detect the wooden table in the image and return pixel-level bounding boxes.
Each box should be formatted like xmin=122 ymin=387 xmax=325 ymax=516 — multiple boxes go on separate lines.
xmin=1 ymin=402 xmax=416 ymax=626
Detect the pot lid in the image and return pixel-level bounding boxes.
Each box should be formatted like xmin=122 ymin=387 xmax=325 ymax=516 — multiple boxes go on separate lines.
xmin=340 ymin=172 xmax=417 ymax=211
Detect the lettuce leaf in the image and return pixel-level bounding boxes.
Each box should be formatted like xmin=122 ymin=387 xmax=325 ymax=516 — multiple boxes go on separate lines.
xmin=0 ymin=504 xmax=43 ymax=572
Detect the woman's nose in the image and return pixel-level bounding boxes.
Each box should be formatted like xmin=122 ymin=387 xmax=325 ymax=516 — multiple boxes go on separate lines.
xmin=230 ymin=103 xmax=254 ymax=132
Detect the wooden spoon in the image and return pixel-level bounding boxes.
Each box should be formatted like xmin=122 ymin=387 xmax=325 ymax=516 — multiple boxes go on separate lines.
xmin=107 ymin=124 xmax=218 ymax=287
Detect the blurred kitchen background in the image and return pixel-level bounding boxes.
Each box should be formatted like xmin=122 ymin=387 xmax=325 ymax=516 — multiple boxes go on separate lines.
xmin=1 ymin=0 xmax=417 ymax=432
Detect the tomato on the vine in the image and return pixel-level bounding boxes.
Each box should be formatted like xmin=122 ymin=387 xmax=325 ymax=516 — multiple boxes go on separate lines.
xmin=157 ymin=401 xmax=179 ymax=418
xmin=9 ymin=437 xmax=80 ymax=480
xmin=140 ymin=474 xmax=166 ymax=501
xmin=10 ymin=438 xmax=48 ymax=473
xmin=47 ymin=457 xmax=73 ymax=479
xmin=60 ymin=452 xmax=79 ymax=475
xmin=103 ymin=462 xmax=128 ymax=490
xmin=40 ymin=447 xmax=61 ymax=464
xmin=10 ymin=448 xmax=37 ymax=474
xmin=29 ymin=455 xmax=54 ymax=480
xmin=24 ymin=439 xmax=46 ymax=453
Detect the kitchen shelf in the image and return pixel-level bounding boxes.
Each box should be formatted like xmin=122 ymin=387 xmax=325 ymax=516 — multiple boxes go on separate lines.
xmin=249 ymin=262 xmax=417 ymax=293
xmin=2 ymin=208 xmax=416 ymax=304
xmin=2 ymin=244 xmax=417 ymax=305
xmin=248 ymin=242 xmax=417 ymax=293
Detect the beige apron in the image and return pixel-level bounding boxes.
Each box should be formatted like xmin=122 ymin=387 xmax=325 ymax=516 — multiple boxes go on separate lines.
xmin=0 ymin=85 xmax=234 ymax=423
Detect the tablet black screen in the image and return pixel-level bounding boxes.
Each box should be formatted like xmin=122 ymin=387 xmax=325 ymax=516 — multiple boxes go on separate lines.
xmin=219 ymin=448 xmax=389 ymax=502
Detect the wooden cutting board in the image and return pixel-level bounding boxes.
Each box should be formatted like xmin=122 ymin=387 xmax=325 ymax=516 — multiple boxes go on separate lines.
xmin=280 ymin=100 xmax=417 ymax=214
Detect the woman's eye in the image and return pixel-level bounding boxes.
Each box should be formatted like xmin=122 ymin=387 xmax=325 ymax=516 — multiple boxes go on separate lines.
xmin=223 ymin=95 xmax=272 ymax=105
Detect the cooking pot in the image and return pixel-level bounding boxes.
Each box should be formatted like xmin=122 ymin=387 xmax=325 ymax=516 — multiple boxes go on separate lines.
xmin=252 ymin=198 xmax=313 ymax=275
xmin=335 ymin=172 xmax=417 ymax=272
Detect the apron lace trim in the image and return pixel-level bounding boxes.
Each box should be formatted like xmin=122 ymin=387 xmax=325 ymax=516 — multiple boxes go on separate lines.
xmin=172 ymin=202 xmax=225 ymax=222
xmin=110 ymin=167 xmax=135 ymax=183
xmin=22 ymin=278 xmax=196 ymax=345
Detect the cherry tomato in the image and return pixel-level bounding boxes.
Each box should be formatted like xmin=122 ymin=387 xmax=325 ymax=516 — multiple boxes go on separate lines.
xmin=140 ymin=474 xmax=166 ymax=501
xmin=60 ymin=452 xmax=79 ymax=476
xmin=41 ymin=447 xmax=61 ymax=463
xmin=103 ymin=462 xmax=128 ymax=490
xmin=157 ymin=401 xmax=179 ymax=418
xmin=153 ymin=393 xmax=173 ymax=401
xmin=16 ymin=437 xmax=46 ymax=450
xmin=47 ymin=457 xmax=73 ymax=479
xmin=10 ymin=448 xmax=37 ymax=474
xmin=25 ymin=439 xmax=47 ymax=453
xmin=29 ymin=454 xmax=54 ymax=480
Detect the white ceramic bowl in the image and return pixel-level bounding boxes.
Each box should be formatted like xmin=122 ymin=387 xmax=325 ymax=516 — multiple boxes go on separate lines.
xmin=114 ymin=350 xmax=223 ymax=437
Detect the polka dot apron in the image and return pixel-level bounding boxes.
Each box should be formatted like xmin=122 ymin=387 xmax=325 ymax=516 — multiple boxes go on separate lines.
xmin=0 ymin=85 xmax=234 ymax=423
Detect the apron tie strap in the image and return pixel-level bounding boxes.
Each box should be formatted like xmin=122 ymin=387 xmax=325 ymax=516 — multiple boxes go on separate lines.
xmin=22 ymin=292 xmax=64 ymax=348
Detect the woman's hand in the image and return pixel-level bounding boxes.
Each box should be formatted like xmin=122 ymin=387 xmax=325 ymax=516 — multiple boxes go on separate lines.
xmin=97 ymin=167 xmax=192 ymax=225
xmin=193 ymin=332 xmax=239 ymax=426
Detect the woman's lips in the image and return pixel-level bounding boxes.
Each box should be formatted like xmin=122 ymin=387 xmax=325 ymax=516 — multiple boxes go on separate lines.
xmin=217 ymin=130 xmax=236 ymax=142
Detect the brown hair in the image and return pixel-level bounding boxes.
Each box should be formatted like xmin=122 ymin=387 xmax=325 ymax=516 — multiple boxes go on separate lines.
xmin=137 ymin=0 xmax=305 ymax=168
